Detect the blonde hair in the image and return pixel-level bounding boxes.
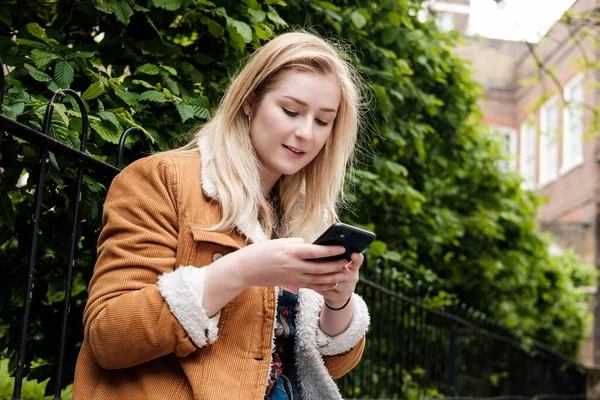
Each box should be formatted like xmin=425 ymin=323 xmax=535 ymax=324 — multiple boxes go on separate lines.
xmin=174 ymin=31 xmax=362 ymax=240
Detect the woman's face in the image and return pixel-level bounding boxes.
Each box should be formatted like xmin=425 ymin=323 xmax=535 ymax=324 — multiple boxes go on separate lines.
xmin=245 ymin=70 xmax=340 ymax=191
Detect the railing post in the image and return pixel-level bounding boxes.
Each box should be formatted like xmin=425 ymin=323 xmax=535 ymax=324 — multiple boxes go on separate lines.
xmin=448 ymin=321 xmax=458 ymax=397
xmin=50 ymin=89 xmax=89 ymax=400
xmin=11 ymin=109 xmax=52 ymax=400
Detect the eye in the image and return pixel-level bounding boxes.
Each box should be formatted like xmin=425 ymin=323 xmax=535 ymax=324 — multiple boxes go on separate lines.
xmin=315 ymin=119 xmax=328 ymax=127
xmin=282 ymin=108 xmax=299 ymax=117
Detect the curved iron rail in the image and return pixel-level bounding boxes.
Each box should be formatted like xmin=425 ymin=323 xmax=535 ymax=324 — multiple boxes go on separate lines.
xmin=48 ymin=89 xmax=88 ymax=400
xmin=13 ymin=89 xmax=90 ymax=400
xmin=12 ymin=92 xmax=54 ymax=400
xmin=117 ymin=126 xmax=144 ymax=169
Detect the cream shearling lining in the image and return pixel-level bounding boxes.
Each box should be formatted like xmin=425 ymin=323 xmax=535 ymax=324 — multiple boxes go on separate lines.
xmin=157 ymin=266 xmax=220 ymax=348
xmin=315 ymin=293 xmax=370 ymax=356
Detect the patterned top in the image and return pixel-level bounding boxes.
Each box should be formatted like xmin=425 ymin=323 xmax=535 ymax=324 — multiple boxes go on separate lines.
xmin=265 ymin=286 xmax=300 ymax=400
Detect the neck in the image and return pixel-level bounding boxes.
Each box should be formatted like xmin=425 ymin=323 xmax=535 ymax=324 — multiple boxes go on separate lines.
xmin=261 ymin=172 xmax=282 ymax=197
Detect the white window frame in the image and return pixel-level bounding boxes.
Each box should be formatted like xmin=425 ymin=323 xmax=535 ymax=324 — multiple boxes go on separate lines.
xmin=539 ymin=96 xmax=559 ymax=187
xmin=519 ymin=119 xmax=536 ymax=190
xmin=492 ymin=125 xmax=518 ymax=172
xmin=561 ymin=73 xmax=584 ymax=175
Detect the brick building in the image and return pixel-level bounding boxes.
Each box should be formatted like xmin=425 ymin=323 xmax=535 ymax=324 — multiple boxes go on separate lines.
xmin=429 ymin=0 xmax=599 ymax=365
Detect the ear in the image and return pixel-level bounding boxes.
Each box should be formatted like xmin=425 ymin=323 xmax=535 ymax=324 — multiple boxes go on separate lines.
xmin=242 ymin=94 xmax=254 ymax=118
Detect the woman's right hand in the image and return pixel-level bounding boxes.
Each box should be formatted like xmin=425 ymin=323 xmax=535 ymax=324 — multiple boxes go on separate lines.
xmin=226 ymin=238 xmax=350 ymax=290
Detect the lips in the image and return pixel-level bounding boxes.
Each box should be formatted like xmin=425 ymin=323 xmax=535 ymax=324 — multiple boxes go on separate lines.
xmin=283 ymin=145 xmax=305 ymax=154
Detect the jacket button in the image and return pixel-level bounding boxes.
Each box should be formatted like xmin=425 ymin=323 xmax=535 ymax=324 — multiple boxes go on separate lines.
xmin=212 ymin=253 xmax=223 ymax=262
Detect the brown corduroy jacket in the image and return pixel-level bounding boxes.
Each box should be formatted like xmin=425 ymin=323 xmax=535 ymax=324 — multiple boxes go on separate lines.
xmin=73 ymin=141 xmax=370 ymax=400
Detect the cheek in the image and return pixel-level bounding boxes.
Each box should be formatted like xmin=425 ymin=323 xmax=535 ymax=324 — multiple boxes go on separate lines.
xmin=315 ymin=129 xmax=332 ymax=150
xmin=258 ymin=107 xmax=289 ymax=136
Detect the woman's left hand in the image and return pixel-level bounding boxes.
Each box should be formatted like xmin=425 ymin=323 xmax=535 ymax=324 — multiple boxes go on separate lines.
xmin=309 ymin=252 xmax=363 ymax=308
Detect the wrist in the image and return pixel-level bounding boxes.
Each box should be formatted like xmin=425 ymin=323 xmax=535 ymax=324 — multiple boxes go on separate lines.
xmin=209 ymin=253 xmax=249 ymax=291
xmin=324 ymin=295 xmax=353 ymax=311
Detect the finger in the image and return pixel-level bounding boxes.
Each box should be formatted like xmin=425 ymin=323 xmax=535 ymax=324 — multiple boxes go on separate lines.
xmin=296 ymin=244 xmax=346 ymax=260
xmin=284 ymin=237 xmax=305 ymax=243
xmin=308 ymin=283 xmax=346 ymax=293
xmin=303 ymin=271 xmax=350 ymax=286
xmin=302 ymin=258 xmax=348 ymax=275
xmin=347 ymin=253 xmax=364 ymax=270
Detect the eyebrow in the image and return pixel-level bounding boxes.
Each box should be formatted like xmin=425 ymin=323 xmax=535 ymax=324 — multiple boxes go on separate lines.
xmin=282 ymin=95 xmax=338 ymax=113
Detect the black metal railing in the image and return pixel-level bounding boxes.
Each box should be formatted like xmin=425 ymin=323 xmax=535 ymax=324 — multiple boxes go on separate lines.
xmin=0 ymin=61 xmax=589 ymax=400
xmin=338 ymin=262 xmax=588 ymax=399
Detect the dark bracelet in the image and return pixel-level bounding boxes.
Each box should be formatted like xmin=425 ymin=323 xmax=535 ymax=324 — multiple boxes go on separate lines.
xmin=324 ymin=295 xmax=353 ymax=311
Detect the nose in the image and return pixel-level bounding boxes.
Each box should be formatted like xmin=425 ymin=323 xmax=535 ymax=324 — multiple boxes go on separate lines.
xmin=294 ymin=117 xmax=313 ymax=141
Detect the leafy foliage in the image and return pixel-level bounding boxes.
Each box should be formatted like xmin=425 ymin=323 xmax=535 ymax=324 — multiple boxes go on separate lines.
xmin=0 ymin=0 xmax=595 ymax=396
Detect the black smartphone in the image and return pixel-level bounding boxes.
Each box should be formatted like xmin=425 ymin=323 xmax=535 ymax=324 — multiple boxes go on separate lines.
xmin=312 ymin=222 xmax=376 ymax=262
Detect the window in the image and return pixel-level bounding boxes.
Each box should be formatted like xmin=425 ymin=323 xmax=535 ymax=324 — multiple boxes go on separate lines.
xmin=437 ymin=13 xmax=454 ymax=32
xmin=519 ymin=119 xmax=536 ymax=190
xmin=492 ymin=125 xmax=517 ymax=171
xmin=539 ymin=96 xmax=559 ymax=186
xmin=562 ymin=73 xmax=584 ymax=173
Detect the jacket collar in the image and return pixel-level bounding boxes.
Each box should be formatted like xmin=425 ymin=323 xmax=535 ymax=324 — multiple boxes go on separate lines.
xmin=198 ymin=134 xmax=268 ymax=244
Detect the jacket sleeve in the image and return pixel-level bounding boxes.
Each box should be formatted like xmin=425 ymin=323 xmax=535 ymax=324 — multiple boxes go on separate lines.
xmin=323 ymin=337 xmax=366 ymax=379
xmin=83 ymin=155 xmax=216 ymax=370
xmin=316 ymin=293 xmax=370 ymax=378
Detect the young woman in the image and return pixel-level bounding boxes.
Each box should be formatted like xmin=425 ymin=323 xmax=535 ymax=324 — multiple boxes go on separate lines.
xmin=73 ymin=31 xmax=370 ymax=400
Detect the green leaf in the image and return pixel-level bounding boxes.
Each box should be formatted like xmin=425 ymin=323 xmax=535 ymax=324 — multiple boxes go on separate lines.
xmin=132 ymin=79 xmax=157 ymax=90
xmin=164 ymin=78 xmax=180 ymax=95
xmin=247 ymin=9 xmax=266 ymax=24
xmin=133 ymin=3 xmax=150 ymax=12
xmin=113 ymin=1 xmax=134 ymax=24
xmin=350 ymin=10 xmax=367 ymax=29
xmin=0 ymin=8 xmax=12 ymax=26
xmin=387 ymin=11 xmax=402 ymax=27
xmin=65 ymin=51 xmax=95 ymax=60
xmin=176 ymin=104 xmax=195 ymax=123
xmin=91 ymin=120 xmax=121 ymax=144
xmin=182 ymin=96 xmax=210 ymax=119
xmin=201 ymin=17 xmax=224 ymax=38
xmin=15 ymin=38 xmax=47 ymax=48
xmin=115 ymin=89 xmax=139 ymax=105
xmin=25 ymin=23 xmax=49 ymax=43
xmin=53 ymin=103 xmax=70 ymax=128
xmin=135 ymin=63 xmax=161 ymax=75
xmin=48 ymin=152 xmax=60 ymax=171
xmin=152 ymin=0 xmax=182 ymax=11
xmin=254 ymin=25 xmax=271 ymax=40
xmin=54 ymin=61 xmax=75 ymax=88
xmin=266 ymin=7 xmax=287 ymax=26
xmin=386 ymin=160 xmax=408 ymax=176
xmin=211 ymin=7 xmax=227 ymax=17
xmin=226 ymin=19 xmax=253 ymax=51
xmin=161 ymin=65 xmax=177 ymax=76
xmin=82 ymin=81 xmax=105 ymax=100
xmin=381 ymin=27 xmax=400 ymax=45
xmin=0 ymin=191 xmax=15 ymax=231
xmin=47 ymin=112 xmax=69 ymax=143
xmin=95 ymin=0 xmax=115 ymax=14
xmin=139 ymin=90 xmax=167 ymax=103
xmin=229 ymin=19 xmax=253 ymax=42
xmin=318 ymin=1 xmax=340 ymax=11
xmin=23 ymin=64 xmax=52 ymax=82
xmin=2 ymin=103 xmax=25 ymax=119
xmin=243 ymin=0 xmax=261 ymax=9
xmin=99 ymin=111 xmax=121 ymax=129
xmin=30 ymin=49 xmax=59 ymax=69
